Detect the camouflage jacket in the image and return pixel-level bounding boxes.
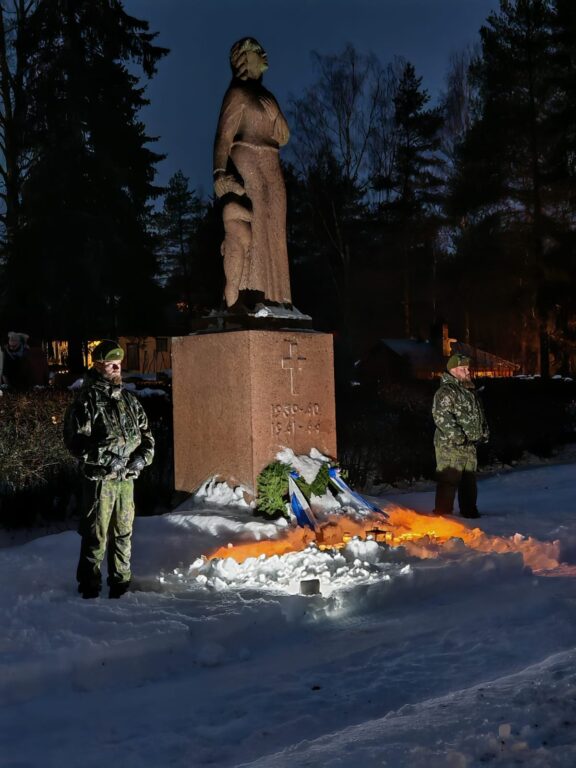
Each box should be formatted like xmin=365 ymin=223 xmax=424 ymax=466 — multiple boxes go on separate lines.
xmin=432 ymin=372 xmax=489 ymax=451
xmin=64 ymin=369 xmax=154 ymax=480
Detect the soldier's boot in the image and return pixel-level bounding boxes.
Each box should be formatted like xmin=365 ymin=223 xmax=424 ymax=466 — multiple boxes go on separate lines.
xmin=459 ymin=471 xmax=479 ymax=518
xmin=109 ymin=581 xmax=131 ymax=599
xmin=78 ymin=583 xmax=100 ymax=599
xmin=434 ymin=467 xmax=461 ymax=515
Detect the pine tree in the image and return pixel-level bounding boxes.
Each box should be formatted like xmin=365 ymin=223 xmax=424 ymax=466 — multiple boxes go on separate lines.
xmin=154 ymin=170 xmax=218 ymax=325
xmin=155 ymin=171 xmax=204 ymax=285
xmin=453 ymin=0 xmax=560 ymax=373
xmin=381 ymin=62 xmax=445 ymax=337
xmin=4 ymin=0 xmax=168 ymax=367
xmin=545 ymin=0 xmax=576 ymax=372
xmin=0 ymin=1 xmax=37 ymax=269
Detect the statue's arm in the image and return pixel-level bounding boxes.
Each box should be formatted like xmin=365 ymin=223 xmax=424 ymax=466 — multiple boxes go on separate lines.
xmin=260 ymin=94 xmax=290 ymax=147
xmin=273 ymin=106 xmax=290 ymax=146
xmin=213 ymin=90 xmax=246 ymax=197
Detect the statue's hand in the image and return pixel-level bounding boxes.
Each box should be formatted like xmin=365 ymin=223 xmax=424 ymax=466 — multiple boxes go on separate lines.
xmin=274 ymin=118 xmax=290 ymax=146
xmin=260 ymin=96 xmax=289 ymax=145
xmin=214 ymin=172 xmax=245 ymax=198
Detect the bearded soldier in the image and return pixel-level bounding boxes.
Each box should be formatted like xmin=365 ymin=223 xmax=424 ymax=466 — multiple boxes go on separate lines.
xmin=64 ymin=340 xmax=154 ymax=598
xmin=432 ymin=353 xmax=489 ymax=519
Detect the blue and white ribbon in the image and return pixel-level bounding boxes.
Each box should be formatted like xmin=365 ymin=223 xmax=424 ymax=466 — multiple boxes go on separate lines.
xmin=328 ymin=467 xmax=387 ymax=517
xmin=288 ymin=474 xmax=318 ymax=530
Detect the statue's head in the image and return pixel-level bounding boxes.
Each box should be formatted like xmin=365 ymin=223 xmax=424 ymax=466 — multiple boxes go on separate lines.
xmin=230 ymin=37 xmax=268 ymax=81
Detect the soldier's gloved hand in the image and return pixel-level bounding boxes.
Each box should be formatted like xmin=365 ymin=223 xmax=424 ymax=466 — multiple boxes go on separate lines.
xmin=109 ymin=457 xmax=127 ymax=478
xmin=125 ymin=456 xmax=145 ymax=478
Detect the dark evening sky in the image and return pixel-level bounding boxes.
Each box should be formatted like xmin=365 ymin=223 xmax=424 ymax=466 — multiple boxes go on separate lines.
xmin=123 ymin=0 xmax=501 ymax=196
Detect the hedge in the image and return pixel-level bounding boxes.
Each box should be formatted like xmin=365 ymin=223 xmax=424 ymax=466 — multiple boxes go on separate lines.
xmin=338 ymin=377 xmax=576 ymax=489
xmin=1 ymin=377 xmax=575 ymax=528
xmin=0 ymin=389 xmax=173 ymax=529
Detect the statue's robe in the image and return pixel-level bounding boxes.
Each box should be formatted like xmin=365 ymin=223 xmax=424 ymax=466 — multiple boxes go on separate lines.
xmin=214 ymin=79 xmax=291 ymax=305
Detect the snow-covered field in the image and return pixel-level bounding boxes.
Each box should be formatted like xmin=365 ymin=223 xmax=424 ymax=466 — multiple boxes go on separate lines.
xmin=2 ymin=463 xmax=576 ymax=767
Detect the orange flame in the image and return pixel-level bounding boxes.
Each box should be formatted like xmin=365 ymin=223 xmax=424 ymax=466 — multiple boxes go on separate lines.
xmin=206 ymin=505 xmax=561 ymax=574
xmin=208 ymin=527 xmax=316 ymax=562
xmin=384 ymin=506 xmax=560 ymax=572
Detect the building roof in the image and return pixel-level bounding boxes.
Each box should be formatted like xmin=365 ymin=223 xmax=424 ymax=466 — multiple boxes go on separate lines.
xmin=379 ymin=339 xmax=444 ymax=371
xmin=375 ymin=338 xmax=518 ymax=376
xmin=451 ymin=341 xmax=519 ymax=373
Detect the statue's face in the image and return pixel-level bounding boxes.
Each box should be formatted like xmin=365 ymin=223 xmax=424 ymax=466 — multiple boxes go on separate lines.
xmin=231 ymin=39 xmax=268 ymax=80
xmin=244 ymin=46 xmax=268 ymax=79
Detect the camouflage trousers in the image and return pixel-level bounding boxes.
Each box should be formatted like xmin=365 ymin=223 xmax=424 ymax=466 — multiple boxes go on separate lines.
xmin=435 ymin=444 xmax=478 ymax=473
xmin=77 ymin=477 xmax=135 ymax=591
xmin=434 ymin=445 xmax=478 ymax=517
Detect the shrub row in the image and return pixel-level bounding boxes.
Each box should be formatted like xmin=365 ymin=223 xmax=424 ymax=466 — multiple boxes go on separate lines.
xmin=338 ymin=377 xmax=576 ymax=489
xmin=1 ymin=378 xmax=575 ymax=528
xmin=0 ymin=389 xmax=174 ymax=529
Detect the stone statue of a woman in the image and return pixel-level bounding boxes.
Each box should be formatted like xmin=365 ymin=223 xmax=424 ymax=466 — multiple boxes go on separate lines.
xmin=213 ymin=37 xmax=292 ymax=309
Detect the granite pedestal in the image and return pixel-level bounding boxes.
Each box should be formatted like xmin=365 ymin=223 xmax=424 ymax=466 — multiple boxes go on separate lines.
xmin=172 ymin=330 xmax=337 ymax=495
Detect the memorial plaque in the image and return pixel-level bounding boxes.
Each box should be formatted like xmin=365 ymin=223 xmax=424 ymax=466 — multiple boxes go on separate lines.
xmin=172 ymin=330 xmax=337 ymax=495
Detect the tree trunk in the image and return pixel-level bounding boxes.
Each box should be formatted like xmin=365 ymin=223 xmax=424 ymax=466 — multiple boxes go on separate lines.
xmin=403 ymin=259 xmax=411 ymax=338
xmin=67 ymin=337 xmax=85 ymax=374
xmin=539 ymin=321 xmax=550 ymax=379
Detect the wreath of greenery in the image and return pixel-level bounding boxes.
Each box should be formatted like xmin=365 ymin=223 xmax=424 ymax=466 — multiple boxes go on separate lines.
xmin=256 ymin=459 xmax=336 ymax=518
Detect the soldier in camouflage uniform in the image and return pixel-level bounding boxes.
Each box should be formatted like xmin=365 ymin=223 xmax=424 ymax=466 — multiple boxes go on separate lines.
xmin=432 ymin=353 xmax=489 ymax=519
xmin=64 ymin=340 xmax=154 ymax=598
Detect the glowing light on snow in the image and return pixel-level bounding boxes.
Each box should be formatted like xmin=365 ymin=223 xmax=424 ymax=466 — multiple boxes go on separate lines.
xmin=384 ymin=507 xmax=561 ymax=572
xmin=205 ymin=506 xmax=561 ymax=575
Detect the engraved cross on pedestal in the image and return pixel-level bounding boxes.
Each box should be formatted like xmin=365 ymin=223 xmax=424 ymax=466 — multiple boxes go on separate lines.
xmin=282 ymin=340 xmax=306 ymax=395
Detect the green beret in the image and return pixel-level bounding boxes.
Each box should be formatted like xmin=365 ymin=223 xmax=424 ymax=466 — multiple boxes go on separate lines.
xmin=447 ymin=353 xmax=471 ymax=371
xmin=92 ymin=339 xmax=124 ymax=362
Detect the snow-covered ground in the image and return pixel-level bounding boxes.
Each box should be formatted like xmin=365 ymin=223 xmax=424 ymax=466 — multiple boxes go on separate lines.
xmin=2 ymin=463 xmax=576 ymax=767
